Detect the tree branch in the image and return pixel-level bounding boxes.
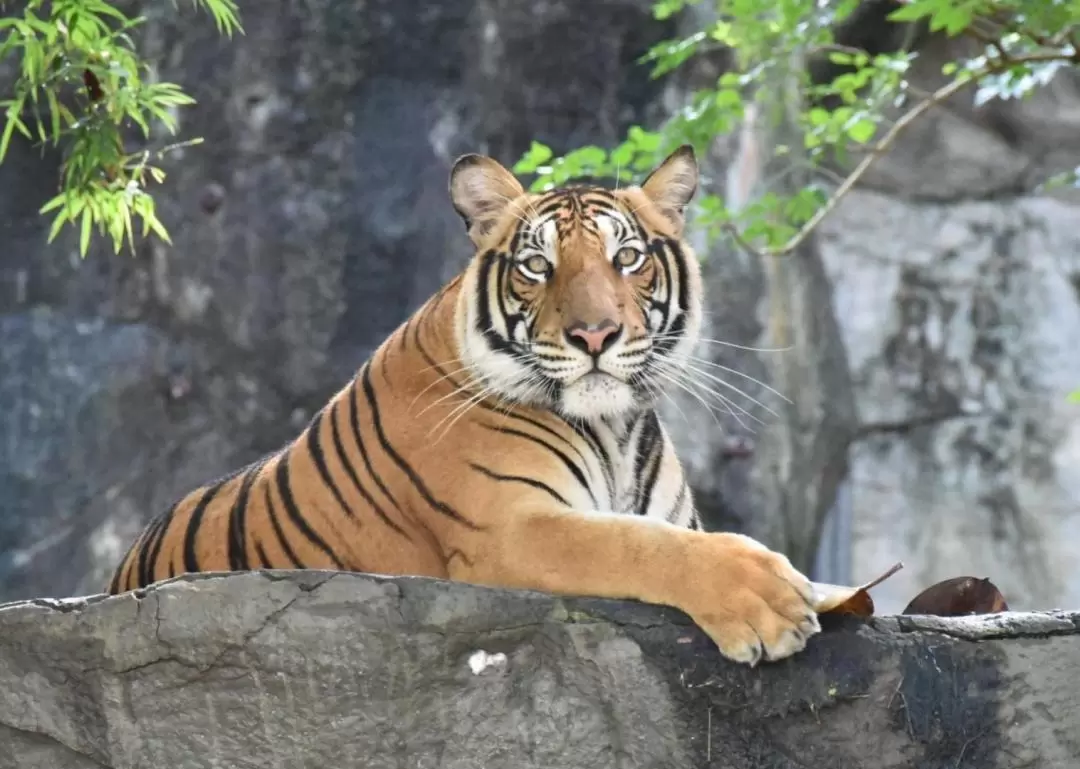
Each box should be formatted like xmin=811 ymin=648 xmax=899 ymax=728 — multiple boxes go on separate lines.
xmin=737 ymin=51 xmax=1078 ymax=259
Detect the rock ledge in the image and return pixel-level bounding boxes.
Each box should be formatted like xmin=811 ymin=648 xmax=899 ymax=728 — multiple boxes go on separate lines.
xmin=1 ymin=571 xmax=1077 ymax=768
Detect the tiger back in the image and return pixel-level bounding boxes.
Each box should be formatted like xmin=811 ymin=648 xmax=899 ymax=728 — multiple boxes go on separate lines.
xmin=107 ymin=146 xmax=821 ymax=666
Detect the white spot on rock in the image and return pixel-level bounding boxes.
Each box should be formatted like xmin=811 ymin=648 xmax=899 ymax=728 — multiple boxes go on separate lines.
xmin=467 ymin=650 xmax=507 ymax=675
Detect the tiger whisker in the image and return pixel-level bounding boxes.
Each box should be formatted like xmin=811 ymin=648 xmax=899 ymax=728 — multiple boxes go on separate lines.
xmin=649 ymin=331 xmax=793 ymax=354
xmin=680 ymin=354 xmax=792 ymax=404
xmin=646 ymin=378 xmax=690 ymax=426
xmin=643 ymin=363 xmax=731 ymax=430
xmin=653 ymin=355 xmax=764 ymax=422
xmin=493 ymin=191 xmax=543 ymax=227
xmin=408 ymin=362 xmax=476 ymax=412
xmin=414 ymin=355 xmax=467 ymax=376
xmin=415 ymin=372 xmax=486 ymax=419
xmin=428 ymin=383 xmax=497 ymax=443
xmin=647 ymin=358 xmax=762 ymax=430
xmin=674 ymin=359 xmax=783 ymax=419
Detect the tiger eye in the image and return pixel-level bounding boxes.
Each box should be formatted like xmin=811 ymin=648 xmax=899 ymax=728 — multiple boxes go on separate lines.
xmin=522 ymin=254 xmax=550 ymax=276
xmin=615 ymin=247 xmax=644 ymax=270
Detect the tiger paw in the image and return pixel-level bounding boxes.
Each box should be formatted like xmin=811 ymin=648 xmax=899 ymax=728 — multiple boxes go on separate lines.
xmin=686 ymin=532 xmax=820 ymax=666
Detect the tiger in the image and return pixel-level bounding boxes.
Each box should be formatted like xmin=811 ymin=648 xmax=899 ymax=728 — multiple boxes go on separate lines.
xmin=106 ymin=145 xmax=820 ymax=666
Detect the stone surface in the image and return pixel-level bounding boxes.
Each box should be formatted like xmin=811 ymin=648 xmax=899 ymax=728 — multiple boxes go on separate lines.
xmin=821 ymin=192 xmax=1080 ymax=613
xmin=1 ymin=571 xmax=1078 ymax=769
xmin=3 ymin=0 xmax=1080 ymax=622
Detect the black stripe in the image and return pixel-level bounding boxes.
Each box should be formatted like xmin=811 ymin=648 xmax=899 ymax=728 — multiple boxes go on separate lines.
xmin=468 ymin=462 xmax=570 ymax=507
xmin=398 ymin=315 xmax=414 ymax=352
xmin=483 ymin=424 xmax=596 ymax=507
xmin=110 ymin=518 xmax=148 ymax=593
xmin=182 ymin=478 xmax=232 ymax=574
xmin=227 ymin=462 xmax=265 ymax=571
xmin=635 ymin=451 xmax=660 ymax=516
xmin=423 ymin=278 xmax=458 ymax=323
xmin=107 ymin=560 xmax=127 ymax=594
xmin=274 ymin=453 xmax=346 ymax=569
xmin=413 ymin=317 xmax=455 ymax=377
xmin=414 ymin=319 xmax=568 ymax=450
xmin=537 ymin=196 xmax=569 ymax=217
xmin=254 ymin=540 xmax=271 ymax=569
xmin=329 ymin=396 xmax=410 ymax=537
xmin=306 ymin=408 xmax=356 ymax=521
xmin=475 ymin=250 xmax=527 ymax=363
xmin=494 ymin=256 xmax=517 ymax=339
xmin=361 ymin=364 xmax=480 ymax=529
xmin=580 ymin=192 xmax=616 ymax=208
xmin=142 ymin=503 xmax=180 ymax=587
xmin=633 ymin=412 xmax=663 ymax=515
xmin=437 ymin=277 xmax=461 ymax=302
xmin=649 ymin=239 xmax=677 ymax=352
xmin=656 ymin=239 xmax=690 ymax=351
xmin=414 ymin=319 xmax=541 ymax=431
xmin=348 ymin=380 xmax=405 ymax=512
xmin=672 ymin=480 xmax=689 ymax=522
xmin=666 ymin=238 xmax=690 ymax=314
xmin=637 ymin=444 xmax=665 ymax=517
xmin=132 ymin=519 xmax=161 ymax=589
xmin=508 ymin=226 xmax=524 ymax=255
xmin=631 ymin=412 xmax=659 ymax=481
xmin=264 ymin=484 xmax=305 ymax=568
xmin=509 ymin=413 xmax=593 ymax=473
xmin=568 ymin=419 xmax=614 ymax=503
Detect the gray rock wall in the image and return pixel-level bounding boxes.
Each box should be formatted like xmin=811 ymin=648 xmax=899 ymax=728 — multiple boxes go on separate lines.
xmin=823 ymin=192 xmax=1080 ymax=612
xmin=818 ymin=32 xmax=1080 ymax=611
xmin=2 ymin=572 xmax=1078 ymax=769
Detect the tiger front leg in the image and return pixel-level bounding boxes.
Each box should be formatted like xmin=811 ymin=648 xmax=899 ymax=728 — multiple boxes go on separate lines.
xmin=450 ymin=507 xmax=820 ymax=665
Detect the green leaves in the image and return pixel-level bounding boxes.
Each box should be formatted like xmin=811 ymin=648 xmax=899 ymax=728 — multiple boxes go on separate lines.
xmin=888 ymin=0 xmax=974 ymax=37
xmin=512 ymin=141 xmax=553 ymax=174
xmin=515 ymin=0 xmax=1080 ymax=262
xmin=513 ymin=127 xmax=670 ymax=193
xmin=0 ymin=0 xmax=241 ymax=256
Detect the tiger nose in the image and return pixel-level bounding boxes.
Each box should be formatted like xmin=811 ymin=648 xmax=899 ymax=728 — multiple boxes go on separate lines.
xmin=564 ymin=319 xmax=622 ymax=355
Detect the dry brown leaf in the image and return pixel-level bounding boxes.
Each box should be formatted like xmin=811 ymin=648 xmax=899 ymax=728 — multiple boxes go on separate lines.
xmin=809 ymin=561 xmax=905 ymax=617
xmin=902 ymin=576 xmax=1009 ymax=616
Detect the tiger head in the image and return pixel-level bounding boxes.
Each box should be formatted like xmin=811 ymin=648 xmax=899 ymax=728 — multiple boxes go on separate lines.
xmin=449 ymin=146 xmax=703 ymax=422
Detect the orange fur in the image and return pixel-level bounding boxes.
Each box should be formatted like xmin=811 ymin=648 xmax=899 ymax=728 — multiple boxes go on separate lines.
xmin=107 ymin=147 xmax=820 ymax=665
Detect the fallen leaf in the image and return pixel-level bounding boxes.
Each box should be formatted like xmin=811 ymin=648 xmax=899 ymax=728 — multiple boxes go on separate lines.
xmin=809 ymin=561 xmax=905 ymax=617
xmin=902 ymin=576 xmax=1008 ymax=616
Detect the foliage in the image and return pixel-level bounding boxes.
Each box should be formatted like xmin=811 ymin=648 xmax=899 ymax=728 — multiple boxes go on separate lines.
xmin=0 ymin=0 xmax=240 ymax=256
xmin=514 ymin=0 xmax=1080 ymax=258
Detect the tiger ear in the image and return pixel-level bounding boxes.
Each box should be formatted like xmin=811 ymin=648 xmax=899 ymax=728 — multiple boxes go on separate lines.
xmin=449 ymin=154 xmax=526 ymax=246
xmin=640 ymin=145 xmax=698 ymax=234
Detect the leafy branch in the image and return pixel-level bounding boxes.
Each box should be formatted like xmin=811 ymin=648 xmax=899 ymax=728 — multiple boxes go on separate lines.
xmin=515 ymin=0 xmax=1080 ymax=259
xmin=0 ymin=0 xmax=241 ymax=256
xmin=736 ymin=47 xmax=1080 ymax=258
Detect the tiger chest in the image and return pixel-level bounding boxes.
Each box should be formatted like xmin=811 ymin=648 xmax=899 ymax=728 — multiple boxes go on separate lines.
xmin=575 ymin=417 xmax=661 ymax=516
